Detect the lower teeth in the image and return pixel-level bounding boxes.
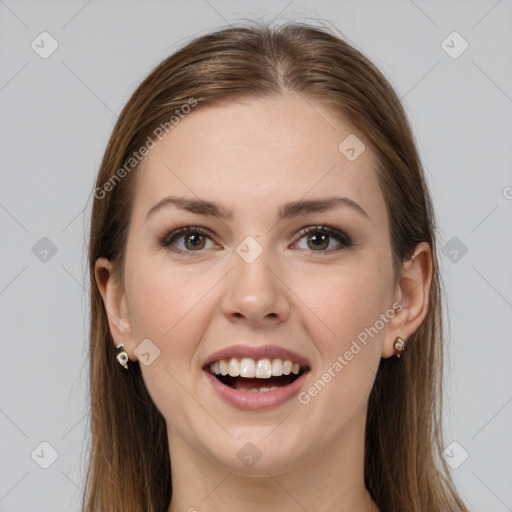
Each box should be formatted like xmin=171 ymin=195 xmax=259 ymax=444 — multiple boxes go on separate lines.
xmin=213 ymin=373 xmax=302 ymax=391
xmin=244 ymin=386 xmax=280 ymax=393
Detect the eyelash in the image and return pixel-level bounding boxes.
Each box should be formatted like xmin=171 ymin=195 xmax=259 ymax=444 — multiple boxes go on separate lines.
xmin=159 ymin=224 xmax=353 ymax=255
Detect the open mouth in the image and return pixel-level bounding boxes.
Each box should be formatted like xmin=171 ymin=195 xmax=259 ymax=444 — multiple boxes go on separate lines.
xmin=206 ymin=357 xmax=308 ymax=393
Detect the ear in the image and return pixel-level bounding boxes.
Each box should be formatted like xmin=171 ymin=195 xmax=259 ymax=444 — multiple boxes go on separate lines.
xmin=94 ymin=257 xmax=137 ymax=362
xmin=382 ymin=241 xmax=433 ymax=358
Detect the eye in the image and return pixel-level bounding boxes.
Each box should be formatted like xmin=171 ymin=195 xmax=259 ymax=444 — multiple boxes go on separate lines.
xmin=160 ymin=226 xmax=217 ymax=253
xmin=159 ymin=224 xmax=353 ymax=254
xmin=293 ymin=225 xmax=353 ymax=252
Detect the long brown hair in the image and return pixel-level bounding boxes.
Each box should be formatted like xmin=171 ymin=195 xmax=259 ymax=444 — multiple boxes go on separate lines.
xmin=84 ymin=21 xmax=470 ymax=512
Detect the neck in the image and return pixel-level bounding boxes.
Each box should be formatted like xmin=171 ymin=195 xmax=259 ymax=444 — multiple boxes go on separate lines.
xmin=166 ymin=406 xmax=380 ymax=512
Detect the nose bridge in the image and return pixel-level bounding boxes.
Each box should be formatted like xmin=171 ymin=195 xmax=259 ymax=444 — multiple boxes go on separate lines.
xmin=221 ymin=235 xmax=289 ymax=324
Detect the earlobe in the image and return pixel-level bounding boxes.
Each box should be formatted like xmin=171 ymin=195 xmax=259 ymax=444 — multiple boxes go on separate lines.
xmin=94 ymin=257 xmax=135 ymax=358
xmin=382 ymin=242 xmax=433 ymax=358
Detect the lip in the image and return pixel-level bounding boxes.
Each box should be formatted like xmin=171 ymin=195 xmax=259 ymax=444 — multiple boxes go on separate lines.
xmin=204 ymin=367 xmax=310 ymax=411
xmin=204 ymin=344 xmax=311 ymax=367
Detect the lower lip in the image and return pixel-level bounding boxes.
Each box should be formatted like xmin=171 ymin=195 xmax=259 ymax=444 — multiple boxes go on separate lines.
xmin=203 ymin=369 xmax=309 ymax=411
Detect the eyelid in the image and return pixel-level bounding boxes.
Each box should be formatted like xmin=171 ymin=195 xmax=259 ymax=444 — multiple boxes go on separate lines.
xmin=159 ymin=226 xmax=217 ymax=252
xmin=293 ymin=224 xmax=353 ymax=251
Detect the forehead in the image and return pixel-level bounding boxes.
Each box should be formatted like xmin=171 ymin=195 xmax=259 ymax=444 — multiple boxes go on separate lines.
xmin=133 ymin=94 xmax=386 ymax=226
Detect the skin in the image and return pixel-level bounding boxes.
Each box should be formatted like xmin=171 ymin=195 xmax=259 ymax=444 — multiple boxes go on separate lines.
xmin=95 ymin=93 xmax=432 ymax=512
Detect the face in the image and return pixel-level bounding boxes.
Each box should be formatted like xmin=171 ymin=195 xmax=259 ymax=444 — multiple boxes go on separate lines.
xmin=102 ymin=93 xmax=406 ymax=476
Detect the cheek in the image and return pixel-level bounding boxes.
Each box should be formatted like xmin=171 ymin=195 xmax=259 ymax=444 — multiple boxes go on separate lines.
xmin=123 ymin=257 xmax=213 ymax=423
xmin=123 ymin=253 xmax=222 ymax=401
xmin=290 ymin=260 xmax=391 ymax=414
xmin=293 ymin=272 xmax=386 ymax=431
xmin=297 ymin=264 xmax=389 ymax=353
xmin=125 ymin=253 xmax=213 ymax=341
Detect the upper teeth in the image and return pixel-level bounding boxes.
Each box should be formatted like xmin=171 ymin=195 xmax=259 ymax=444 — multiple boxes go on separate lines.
xmin=208 ymin=357 xmax=302 ymax=378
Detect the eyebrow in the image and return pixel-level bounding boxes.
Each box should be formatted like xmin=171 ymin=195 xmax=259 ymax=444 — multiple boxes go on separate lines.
xmin=145 ymin=195 xmax=370 ymax=222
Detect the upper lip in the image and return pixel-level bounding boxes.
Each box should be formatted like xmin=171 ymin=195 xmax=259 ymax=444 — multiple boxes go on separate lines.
xmin=204 ymin=344 xmax=311 ymax=368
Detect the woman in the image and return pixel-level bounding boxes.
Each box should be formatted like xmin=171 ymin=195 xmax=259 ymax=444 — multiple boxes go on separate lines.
xmin=84 ymin=21 xmax=471 ymax=512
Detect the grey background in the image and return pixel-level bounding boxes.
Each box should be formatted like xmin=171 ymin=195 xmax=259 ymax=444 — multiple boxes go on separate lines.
xmin=1 ymin=0 xmax=511 ymax=511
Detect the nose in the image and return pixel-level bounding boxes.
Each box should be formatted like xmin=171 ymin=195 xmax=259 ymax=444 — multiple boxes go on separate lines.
xmin=220 ymin=242 xmax=290 ymax=327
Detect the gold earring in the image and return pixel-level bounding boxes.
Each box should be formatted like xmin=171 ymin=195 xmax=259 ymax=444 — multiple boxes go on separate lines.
xmin=393 ymin=336 xmax=408 ymax=358
xmin=116 ymin=344 xmax=129 ymax=370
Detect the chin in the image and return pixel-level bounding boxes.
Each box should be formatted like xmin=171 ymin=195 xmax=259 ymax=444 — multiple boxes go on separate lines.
xmin=201 ymin=427 xmax=308 ymax=476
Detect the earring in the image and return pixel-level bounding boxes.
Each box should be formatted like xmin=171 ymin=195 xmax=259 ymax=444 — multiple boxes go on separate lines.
xmin=393 ymin=336 xmax=408 ymax=358
xmin=116 ymin=344 xmax=129 ymax=370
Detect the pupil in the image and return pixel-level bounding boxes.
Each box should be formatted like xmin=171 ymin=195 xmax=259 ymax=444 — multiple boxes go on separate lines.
xmin=309 ymin=233 xmax=328 ymax=250
xmin=186 ymin=234 xmax=205 ymax=250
